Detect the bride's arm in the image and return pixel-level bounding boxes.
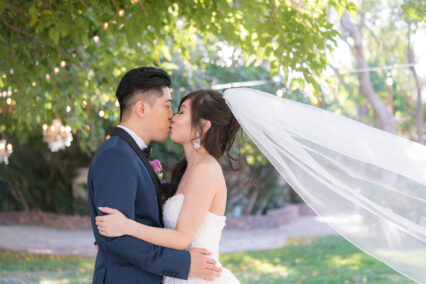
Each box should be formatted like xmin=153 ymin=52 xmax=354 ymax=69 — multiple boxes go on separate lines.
xmin=96 ymin=164 xmax=221 ymax=250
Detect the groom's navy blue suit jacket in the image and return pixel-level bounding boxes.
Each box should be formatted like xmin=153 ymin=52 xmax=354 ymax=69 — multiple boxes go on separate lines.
xmin=88 ymin=127 xmax=190 ymax=284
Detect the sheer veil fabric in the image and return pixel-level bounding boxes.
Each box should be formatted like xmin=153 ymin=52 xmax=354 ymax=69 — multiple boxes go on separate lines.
xmin=223 ymin=88 xmax=426 ymax=283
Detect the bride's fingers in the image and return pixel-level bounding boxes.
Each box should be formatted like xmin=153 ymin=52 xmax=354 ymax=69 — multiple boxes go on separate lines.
xmin=98 ymin=207 xmax=116 ymax=214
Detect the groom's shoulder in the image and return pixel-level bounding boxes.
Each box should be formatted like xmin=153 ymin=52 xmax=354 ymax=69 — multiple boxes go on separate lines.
xmin=92 ymin=136 xmax=133 ymax=164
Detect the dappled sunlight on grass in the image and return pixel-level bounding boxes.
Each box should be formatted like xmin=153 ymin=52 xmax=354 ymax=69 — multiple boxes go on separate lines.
xmin=0 ymin=236 xmax=415 ymax=283
xmin=221 ymin=236 xmax=414 ymax=283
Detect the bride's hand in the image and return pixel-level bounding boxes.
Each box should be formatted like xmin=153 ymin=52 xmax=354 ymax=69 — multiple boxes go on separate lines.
xmin=96 ymin=207 xmax=130 ymax=237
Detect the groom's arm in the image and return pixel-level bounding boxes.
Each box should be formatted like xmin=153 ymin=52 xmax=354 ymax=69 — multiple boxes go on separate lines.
xmin=92 ymin=148 xmax=190 ymax=279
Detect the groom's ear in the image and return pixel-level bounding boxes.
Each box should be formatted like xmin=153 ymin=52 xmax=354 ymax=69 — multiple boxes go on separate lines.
xmin=134 ymin=100 xmax=150 ymax=118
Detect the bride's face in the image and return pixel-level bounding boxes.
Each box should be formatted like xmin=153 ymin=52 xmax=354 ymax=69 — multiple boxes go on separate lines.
xmin=170 ymin=100 xmax=195 ymax=144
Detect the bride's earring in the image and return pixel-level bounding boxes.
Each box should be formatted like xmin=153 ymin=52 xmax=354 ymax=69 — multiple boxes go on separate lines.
xmin=193 ymin=131 xmax=201 ymax=149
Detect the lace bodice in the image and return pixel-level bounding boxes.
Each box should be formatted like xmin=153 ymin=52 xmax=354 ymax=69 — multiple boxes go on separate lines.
xmin=162 ymin=194 xmax=226 ymax=261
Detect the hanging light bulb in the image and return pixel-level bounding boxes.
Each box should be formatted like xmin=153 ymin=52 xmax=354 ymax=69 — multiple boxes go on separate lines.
xmin=42 ymin=119 xmax=73 ymax=152
xmin=0 ymin=139 xmax=13 ymax=165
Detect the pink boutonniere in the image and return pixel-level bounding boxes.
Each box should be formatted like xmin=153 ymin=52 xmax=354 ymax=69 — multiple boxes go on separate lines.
xmin=149 ymin=159 xmax=164 ymax=180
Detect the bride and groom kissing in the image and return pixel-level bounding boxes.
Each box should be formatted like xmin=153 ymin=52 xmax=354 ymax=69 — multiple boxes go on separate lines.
xmin=88 ymin=66 xmax=241 ymax=283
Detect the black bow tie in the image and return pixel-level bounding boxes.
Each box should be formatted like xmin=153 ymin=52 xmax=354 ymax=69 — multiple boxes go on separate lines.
xmin=142 ymin=145 xmax=152 ymax=158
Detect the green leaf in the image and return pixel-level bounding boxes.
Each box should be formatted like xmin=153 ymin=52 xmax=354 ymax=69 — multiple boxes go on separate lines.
xmin=48 ymin=28 xmax=59 ymax=44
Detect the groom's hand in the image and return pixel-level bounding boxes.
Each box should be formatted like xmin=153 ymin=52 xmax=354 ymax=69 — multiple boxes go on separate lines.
xmin=188 ymin=248 xmax=222 ymax=281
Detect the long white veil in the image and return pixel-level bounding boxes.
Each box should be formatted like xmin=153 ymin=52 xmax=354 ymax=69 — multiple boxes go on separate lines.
xmin=223 ymin=88 xmax=426 ymax=283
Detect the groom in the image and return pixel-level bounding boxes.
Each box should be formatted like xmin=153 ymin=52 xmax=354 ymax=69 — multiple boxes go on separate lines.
xmin=88 ymin=67 xmax=222 ymax=283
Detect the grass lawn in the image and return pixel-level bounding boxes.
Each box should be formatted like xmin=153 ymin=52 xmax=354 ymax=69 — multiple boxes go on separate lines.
xmin=0 ymin=236 xmax=414 ymax=283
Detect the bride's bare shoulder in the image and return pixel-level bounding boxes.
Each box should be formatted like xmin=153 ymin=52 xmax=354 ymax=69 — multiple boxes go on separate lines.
xmin=184 ymin=158 xmax=224 ymax=192
xmin=193 ymin=157 xmax=222 ymax=176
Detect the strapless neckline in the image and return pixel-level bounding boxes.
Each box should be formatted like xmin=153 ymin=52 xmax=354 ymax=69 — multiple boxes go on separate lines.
xmin=167 ymin=193 xmax=227 ymax=220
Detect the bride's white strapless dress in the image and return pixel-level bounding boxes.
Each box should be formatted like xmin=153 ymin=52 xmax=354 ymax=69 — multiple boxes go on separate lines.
xmin=162 ymin=194 xmax=240 ymax=284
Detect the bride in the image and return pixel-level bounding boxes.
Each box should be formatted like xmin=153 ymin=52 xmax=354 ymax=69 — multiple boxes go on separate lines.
xmin=96 ymin=89 xmax=241 ymax=283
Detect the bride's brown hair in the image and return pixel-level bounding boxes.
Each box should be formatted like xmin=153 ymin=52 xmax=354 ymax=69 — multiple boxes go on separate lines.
xmin=161 ymin=89 xmax=246 ymax=204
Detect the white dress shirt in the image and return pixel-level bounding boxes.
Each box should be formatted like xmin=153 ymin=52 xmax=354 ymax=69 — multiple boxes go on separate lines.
xmin=117 ymin=125 xmax=147 ymax=150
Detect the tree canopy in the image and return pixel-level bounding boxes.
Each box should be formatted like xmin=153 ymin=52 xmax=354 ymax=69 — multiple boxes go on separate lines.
xmin=0 ymin=0 xmax=355 ymax=151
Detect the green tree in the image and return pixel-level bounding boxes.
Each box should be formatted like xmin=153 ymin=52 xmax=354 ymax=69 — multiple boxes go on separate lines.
xmin=0 ymin=0 xmax=354 ymax=149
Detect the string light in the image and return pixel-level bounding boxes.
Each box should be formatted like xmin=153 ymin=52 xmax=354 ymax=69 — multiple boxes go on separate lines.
xmin=386 ymin=73 xmax=393 ymax=86
xmin=54 ymin=67 xmax=60 ymax=74
xmin=118 ymin=9 xmax=125 ymax=17
xmin=6 ymin=98 xmax=12 ymax=105
xmin=106 ymin=135 xmax=111 ymax=140
xmin=9 ymin=68 xmax=14 ymax=74
xmin=32 ymin=82 xmax=37 ymax=87
xmin=46 ymin=74 xmax=51 ymax=80
xmin=99 ymin=110 xmax=105 ymax=117
xmin=82 ymin=100 xmax=88 ymax=108
xmin=60 ymin=60 xmax=66 ymax=68
xmin=119 ymin=24 xmax=124 ymax=29
xmin=93 ymin=35 xmax=100 ymax=44
xmin=115 ymin=100 xmax=120 ymax=107
xmin=104 ymin=22 xmax=109 ymax=30
xmin=66 ymin=105 xmax=71 ymax=112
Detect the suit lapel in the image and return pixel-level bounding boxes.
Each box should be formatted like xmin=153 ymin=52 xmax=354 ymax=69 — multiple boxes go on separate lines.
xmin=111 ymin=127 xmax=164 ymax=226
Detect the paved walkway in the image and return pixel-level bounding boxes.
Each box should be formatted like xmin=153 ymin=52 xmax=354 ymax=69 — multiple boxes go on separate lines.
xmin=0 ymin=216 xmax=337 ymax=257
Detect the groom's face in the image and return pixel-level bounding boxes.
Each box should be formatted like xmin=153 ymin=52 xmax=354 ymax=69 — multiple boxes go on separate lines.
xmin=146 ymin=87 xmax=173 ymax=142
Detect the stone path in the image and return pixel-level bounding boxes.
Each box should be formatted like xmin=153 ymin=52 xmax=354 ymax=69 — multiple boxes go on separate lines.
xmin=0 ymin=216 xmax=337 ymax=257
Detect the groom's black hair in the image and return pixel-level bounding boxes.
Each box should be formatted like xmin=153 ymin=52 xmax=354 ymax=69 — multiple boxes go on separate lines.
xmin=116 ymin=66 xmax=171 ymax=121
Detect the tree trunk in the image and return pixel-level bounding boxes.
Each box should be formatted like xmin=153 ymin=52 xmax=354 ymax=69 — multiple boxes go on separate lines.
xmin=407 ymin=30 xmax=424 ymax=143
xmin=340 ymin=11 xmax=396 ymax=133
